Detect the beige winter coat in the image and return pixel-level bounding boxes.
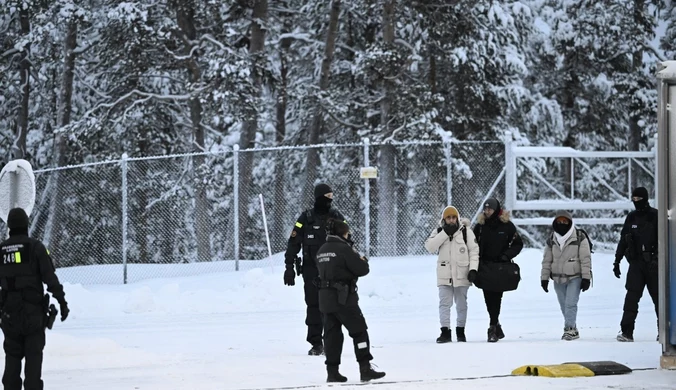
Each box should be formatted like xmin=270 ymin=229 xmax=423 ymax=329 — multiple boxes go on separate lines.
xmin=424 ymin=218 xmax=480 ymax=287
xmin=541 ymin=228 xmax=592 ymax=284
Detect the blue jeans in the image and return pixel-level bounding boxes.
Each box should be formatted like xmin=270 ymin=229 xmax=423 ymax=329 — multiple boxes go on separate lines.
xmin=553 ymin=277 xmax=582 ymax=329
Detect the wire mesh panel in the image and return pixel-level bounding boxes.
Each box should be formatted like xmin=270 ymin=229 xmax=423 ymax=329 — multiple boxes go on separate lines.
xmin=125 ymin=152 xmax=234 ymax=282
xmin=450 ymin=142 xmax=506 ymax=223
xmin=239 ymin=145 xmax=365 ymax=269
xmin=343 ymin=141 xmax=508 ymax=257
xmin=29 ymin=162 xmax=123 ymax=284
xmin=8 ymin=138 xmax=652 ymax=285
xmin=367 ymin=142 xmax=441 ymax=256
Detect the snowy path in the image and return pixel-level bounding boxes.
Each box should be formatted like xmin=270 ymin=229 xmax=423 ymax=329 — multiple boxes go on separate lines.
xmin=7 ymin=249 xmax=675 ymax=389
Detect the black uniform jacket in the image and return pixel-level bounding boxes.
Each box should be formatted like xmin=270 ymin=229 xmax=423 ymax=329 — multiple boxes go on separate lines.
xmin=315 ymin=235 xmax=369 ymax=313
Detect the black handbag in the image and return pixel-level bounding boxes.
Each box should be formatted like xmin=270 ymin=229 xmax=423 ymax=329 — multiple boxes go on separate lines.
xmin=474 ymin=261 xmax=521 ymax=292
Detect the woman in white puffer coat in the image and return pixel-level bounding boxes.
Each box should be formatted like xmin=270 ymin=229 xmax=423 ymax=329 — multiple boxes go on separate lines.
xmin=424 ymin=206 xmax=480 ymax=343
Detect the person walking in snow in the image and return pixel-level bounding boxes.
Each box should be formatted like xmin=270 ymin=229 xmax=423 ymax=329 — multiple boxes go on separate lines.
xmin=613 ymin=186 xmax=659 ymax=342
xmin=472 ymin=197 xmax=523 ymax=342
xmin=424 ymin=206 xmax=479 ymax=343
xmin=540 ymin=210 xmax=592 ymax=340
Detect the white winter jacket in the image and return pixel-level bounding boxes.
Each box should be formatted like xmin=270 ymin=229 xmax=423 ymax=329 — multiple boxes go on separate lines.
xmin=424 ymin=218 xmax=480 ymax=287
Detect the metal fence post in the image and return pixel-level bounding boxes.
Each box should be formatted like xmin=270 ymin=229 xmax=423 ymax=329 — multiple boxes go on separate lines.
xmin=233 ymin=145 xmax=240 ymax=271
xmin=444 ymin=141 xmax=452 ymax=206
xmin=121 ymin=153 xmax=128 ymax=284
xmin=504 ymin=131 xmax=516 ymax=211
xmin=656 ymin=60 xmax=676 ymax=365
xmin=363 ymin=138 xmax=370 ymax=257
xmin=654 ymin=133 xmax=659 ymax=210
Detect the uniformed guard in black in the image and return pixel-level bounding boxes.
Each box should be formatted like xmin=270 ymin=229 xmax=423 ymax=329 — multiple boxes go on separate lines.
xmin=316 ymin=219 xmax=385 ymax=383
xmin=284 ymin=183 xmax=346 ymax=356
xmin=0 ymin=208 xmax=69 ymax=390
xmin=613 ymin=187 xmax=659 ymax=342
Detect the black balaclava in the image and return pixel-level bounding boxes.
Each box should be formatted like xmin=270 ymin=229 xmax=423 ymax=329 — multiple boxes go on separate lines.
xmin=313 ymin=183 xmax=333 ymax=214
xmin=552 ymin=210 xmax=573 ymax=236
xmin=7 ymin=208 xmax=29 ymax=237
xmin=632 ymin=187 xmax=649 ymax=211
xmin=553 ymin=218 xmax=572 ymax=236
xmin=483 ymin=198 xmax=501 ymax=222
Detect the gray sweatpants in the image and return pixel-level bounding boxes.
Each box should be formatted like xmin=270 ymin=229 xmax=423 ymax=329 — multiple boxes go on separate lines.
xmin=438 ymin=285 xmax=469 ymax=328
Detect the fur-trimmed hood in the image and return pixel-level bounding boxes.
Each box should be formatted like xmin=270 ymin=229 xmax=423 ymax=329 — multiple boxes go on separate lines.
xmin=476 ymin=210 xmax=511 ymax=225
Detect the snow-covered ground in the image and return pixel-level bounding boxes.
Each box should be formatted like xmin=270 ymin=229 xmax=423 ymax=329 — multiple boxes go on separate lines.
xmin=16 ymin=249 xmax=676 ymax=389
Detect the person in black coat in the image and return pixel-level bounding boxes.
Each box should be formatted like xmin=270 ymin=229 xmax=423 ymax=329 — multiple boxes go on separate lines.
xmin=283 ymin=183 xmax=347 ymax=356
xmin=472 ymin=198 xmax=523 ymax=342
xmin=0 ymin=208 xmax=69 ymax=390
xmin=316 ymin=219 xmax=385 ymax=383
xmin=613 ymin=186 xmax=659 ymax=342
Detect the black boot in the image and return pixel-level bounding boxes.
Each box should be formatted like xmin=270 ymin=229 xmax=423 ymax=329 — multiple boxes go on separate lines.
xmin=359 ymin=361 xmax=386 ymax=382
xmin=436 ymin=327 xmax=452 ymax=343
xmin=456 ymin=327 xmax=466 ymax=342
xmin=308 ymin=344 xmax=324 ymax=356
xmin=487 ymin=326 xmax=498 ymax=343
xmin=495 ymin=323 xmax=505 ymax=339
xmin=327 ymin=365 xmax=347 ymax=383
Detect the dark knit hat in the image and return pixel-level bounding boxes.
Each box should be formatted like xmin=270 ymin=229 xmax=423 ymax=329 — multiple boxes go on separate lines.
xmin=314 ymin=183 xmax=332 ymax=199
xmin=483 ymin=198 xmax=500 ymax=211
xmin=7 ymin=208 xmax=29 ymax=230
xmin=632 ymin=187 xmax=649 ymax=199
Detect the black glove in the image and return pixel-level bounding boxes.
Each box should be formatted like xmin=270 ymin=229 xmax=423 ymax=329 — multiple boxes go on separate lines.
xmin=613 ymin=262 xmax=621 ymax=279
xmin=580 ymin=278 xmax=590 ymax=292
xmin=467 ymin=270 xmax=477 ymax=283
xmin=59 ymin=301 xmax=69 ymax=322
xmin=284 ymin=267 xmax=295 ymax=286
xmin=541 ymin=280 xmax=549 ymax=293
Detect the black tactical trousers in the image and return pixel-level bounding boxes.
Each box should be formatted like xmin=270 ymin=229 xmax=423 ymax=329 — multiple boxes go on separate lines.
xmin=621 ymin=261 xmax=659 ymax=334
xmin=2 ymin=327 xmax=45 ymax=390
xmin=483 ymin=290 xmax=504 ymax=326
xmin=323 ymin=303 xmax=373 ymax=367
xmin=303 ymin=268 xmax=323 ymax=346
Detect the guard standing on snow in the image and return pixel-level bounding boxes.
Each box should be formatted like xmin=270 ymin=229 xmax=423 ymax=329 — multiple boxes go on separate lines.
xmin=613 ymin=186 xmax=659 ymax=342
xmin=284 ymin=183 xmax=346 ymax=356
xmin=315 ymin=219 xmax=385 ymax=383
xmin=0 ymin=208 xmax=69 ymax=390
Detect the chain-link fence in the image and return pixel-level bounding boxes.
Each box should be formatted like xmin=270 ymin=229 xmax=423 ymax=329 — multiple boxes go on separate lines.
xmin=1 ymin=140 xmax=506 ymax=284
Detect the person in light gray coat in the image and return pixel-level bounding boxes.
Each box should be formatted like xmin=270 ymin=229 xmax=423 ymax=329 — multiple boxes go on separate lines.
xmin=541 ymin=210 xmax=592 ymax=340
xmin=424 ymin=206 xmax=479 ymax=343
